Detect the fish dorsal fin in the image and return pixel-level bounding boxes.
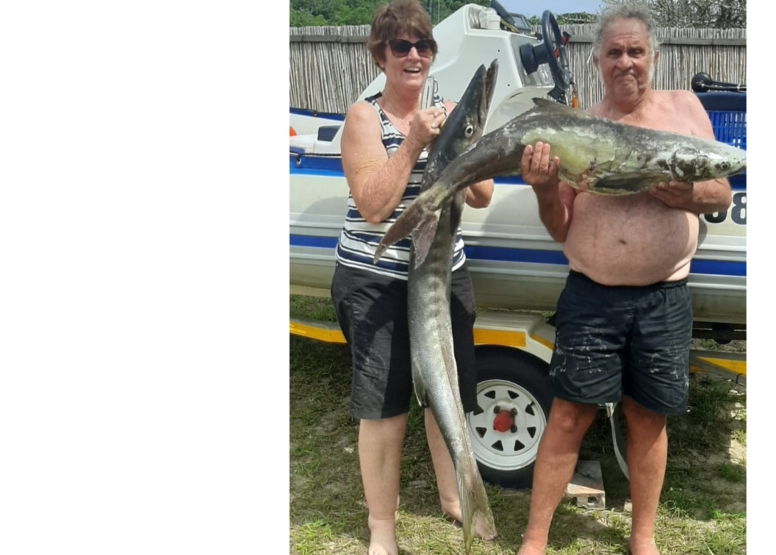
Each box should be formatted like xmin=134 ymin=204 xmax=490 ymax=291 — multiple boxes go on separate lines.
xmin=532 ymin=97 xmax=565 ymax=109
xmin=532 ymin=97 xmax=590 ymax=119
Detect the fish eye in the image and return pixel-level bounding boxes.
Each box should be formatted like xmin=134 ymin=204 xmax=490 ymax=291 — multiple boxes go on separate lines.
xmin=464 ymin=124 xmax=474 ymax=138
xmin=720 ymin=162 xmax=729 ymax=170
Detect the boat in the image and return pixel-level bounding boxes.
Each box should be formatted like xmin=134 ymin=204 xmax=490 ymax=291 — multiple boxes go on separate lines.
xmin=290 ymin=3 xmax=747 ymax=334
xmin=289 ymin=2 xmax=746 ymax=488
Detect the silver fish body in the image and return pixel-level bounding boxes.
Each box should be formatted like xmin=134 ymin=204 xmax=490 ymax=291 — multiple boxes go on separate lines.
xmin=375 ymin=60 xmax=499 ymax=553
xmin=376 ymin=96 xmax=747 ymax=265
xmin=435 ymin=96 xmax=746 ymax=195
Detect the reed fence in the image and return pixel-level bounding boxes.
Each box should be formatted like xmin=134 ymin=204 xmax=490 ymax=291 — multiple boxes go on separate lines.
xmin=290 ymin=24 xmax=745 ymax=113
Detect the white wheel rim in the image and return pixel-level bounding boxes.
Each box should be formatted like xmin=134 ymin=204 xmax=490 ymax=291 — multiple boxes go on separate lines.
xmin=467 ymin=378 xmax=547 ymax=471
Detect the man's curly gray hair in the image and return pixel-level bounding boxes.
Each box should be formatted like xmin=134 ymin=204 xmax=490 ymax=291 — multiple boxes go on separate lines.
xmin=592 ymin=2 xmax=660 ymax=60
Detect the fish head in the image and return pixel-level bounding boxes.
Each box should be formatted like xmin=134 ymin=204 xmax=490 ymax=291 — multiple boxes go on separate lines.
xmin=704 ymin=144 xmax=747 ymax=179
xmin=453 ymin=60 xmax=498 ymax=141
xmin=433 ymin=60 xmax=498 ymax=164
xmin=671 ymin=142 xmax=747 ymax=182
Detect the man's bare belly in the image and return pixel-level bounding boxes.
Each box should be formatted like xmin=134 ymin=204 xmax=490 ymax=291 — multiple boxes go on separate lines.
xmin=563 ymin=193 xmax=699 ymax=286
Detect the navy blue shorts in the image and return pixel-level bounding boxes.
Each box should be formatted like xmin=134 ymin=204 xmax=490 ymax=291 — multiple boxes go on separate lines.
xmin=330 ymin=262 xmax=478 ymax=420
xmin=548 ymin=270 xmax=692 ymax=416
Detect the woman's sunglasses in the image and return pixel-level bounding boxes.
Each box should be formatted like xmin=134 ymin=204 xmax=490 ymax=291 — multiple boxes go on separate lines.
xmin=388 ymin=38 xmax=436 ymax=58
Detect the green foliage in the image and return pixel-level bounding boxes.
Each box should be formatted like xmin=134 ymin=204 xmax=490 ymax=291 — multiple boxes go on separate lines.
xmin=289 ymin=0 xmax=491 ymax=27
xmin=424 ymin=0 xmax=490 ymax=24
xmin=288 ymin=0 xmax=603 ymax=28
xmin=289 ymin=0 xmax=747 ymax=29
xmin=290 ymin=10 xmax=328 ymax=27
xmin=601 ymin=0 xmax=746 ymax=28
xmin=290 ymin=0 xmax=377 ymax=27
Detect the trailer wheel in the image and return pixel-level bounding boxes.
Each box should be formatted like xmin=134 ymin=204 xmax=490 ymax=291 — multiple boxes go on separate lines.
xmin=467 ymin=348 xmax=554 ymax=490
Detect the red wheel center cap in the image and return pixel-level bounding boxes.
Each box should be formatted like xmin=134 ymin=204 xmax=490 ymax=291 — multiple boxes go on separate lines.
xmin=492 ymin=410 xmax=514 ymax=432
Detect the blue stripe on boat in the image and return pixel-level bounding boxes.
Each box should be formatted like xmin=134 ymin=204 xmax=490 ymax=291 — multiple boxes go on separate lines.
xmin=289 ymin=235 xmax=746 ymax=277
xmin=292 ymin=235 xmax=336 ymax=248
xmin=289 ymin=108 xmax=346 ymax=121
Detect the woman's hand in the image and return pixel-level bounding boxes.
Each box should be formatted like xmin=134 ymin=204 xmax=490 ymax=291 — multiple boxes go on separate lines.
xmin=406 ymin=107 xmax=445 ymax=150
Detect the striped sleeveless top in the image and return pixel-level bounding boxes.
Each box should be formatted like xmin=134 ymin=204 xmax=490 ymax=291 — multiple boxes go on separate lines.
xmin=334 ymin=92 xmax=466 ymax=280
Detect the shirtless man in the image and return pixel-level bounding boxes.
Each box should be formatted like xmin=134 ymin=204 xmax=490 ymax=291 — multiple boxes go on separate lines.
xmin=515 ymin=4 xmax=732 ymax=555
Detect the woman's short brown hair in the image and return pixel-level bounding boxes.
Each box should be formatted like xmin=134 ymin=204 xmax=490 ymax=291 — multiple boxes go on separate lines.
xmin=367 ymin=0 xmax=437 ymax=68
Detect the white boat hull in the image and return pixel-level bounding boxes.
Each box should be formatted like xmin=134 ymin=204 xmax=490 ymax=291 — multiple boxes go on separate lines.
xmin=289 ymin=4 xmax=746 ymax=328
xmin=290 ymin=153 xmax=746 ymax=326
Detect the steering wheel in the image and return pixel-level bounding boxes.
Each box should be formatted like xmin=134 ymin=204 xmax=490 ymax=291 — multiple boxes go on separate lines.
xmin=489 ymin=0 xmax=515 ymax=27
xmin=540 ymin=10 xmax=572 ymax=99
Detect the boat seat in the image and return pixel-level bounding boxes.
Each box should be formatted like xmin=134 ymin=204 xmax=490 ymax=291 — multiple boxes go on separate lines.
xmin=695 ymin=92 xmax=746 ymax=151
xmin=317 ymin=125 xmax=340 ymax=142
xmin=695 ymin=92 xmax=746 ymax=112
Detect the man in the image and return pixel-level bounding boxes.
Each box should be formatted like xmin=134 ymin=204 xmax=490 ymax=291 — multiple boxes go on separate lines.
xmin=515 ymin=4 xmax=733 ymax=555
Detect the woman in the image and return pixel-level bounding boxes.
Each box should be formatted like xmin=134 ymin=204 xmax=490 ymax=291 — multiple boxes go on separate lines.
xmin=330 ymin=1 xmax=495 ymax=554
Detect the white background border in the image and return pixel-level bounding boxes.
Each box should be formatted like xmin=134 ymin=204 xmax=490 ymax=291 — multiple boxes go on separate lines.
xmin=1 ymin=1 xmax=285 ymax=552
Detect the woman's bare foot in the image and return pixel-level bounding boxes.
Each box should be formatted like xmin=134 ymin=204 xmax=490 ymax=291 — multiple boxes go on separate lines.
xmin=627 ymin=536 xmax=660 ymax=555
xmin=367 ymin=515 xmax=398 ymax=555
xmin=515 ymin=537 xmax=546 ymax=554
xmin=441 ymin=503 xmax=497 ymax=541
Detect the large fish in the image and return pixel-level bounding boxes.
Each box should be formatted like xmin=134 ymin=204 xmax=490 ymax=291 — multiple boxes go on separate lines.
xmin=376 ymin=96 xmax=747 ymax=266
xmin=376 ymin=60 xmax=499 ymax=553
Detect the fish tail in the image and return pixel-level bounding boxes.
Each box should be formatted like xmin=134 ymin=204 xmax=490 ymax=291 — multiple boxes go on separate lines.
xmin=372 ymin=197 xmax=440 ymax=265
xmin=457 ymin=456 xmax=497 ymax=554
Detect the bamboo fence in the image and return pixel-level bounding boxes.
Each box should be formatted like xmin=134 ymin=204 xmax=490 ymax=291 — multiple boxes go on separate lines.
xmin=290 ymin=24 xmax=745 ymax=113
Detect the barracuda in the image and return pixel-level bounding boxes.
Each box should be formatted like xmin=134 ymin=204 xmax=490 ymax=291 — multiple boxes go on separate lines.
xmin=376 ymin=96 xmax=747 ymax=267
xmin=374 ymin=60 xmax=499 ymax=554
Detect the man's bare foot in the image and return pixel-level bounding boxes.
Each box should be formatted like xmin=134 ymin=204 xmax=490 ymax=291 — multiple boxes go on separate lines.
xmin=441 ymin=504 xmax=497 ymax=541
xmin=515 ymin=537 xmax=546 ymax=555
xmin=627 ymin=537 xmax=660 ymax=555
xmin=367 ymin=515 xmax=398 ymax=555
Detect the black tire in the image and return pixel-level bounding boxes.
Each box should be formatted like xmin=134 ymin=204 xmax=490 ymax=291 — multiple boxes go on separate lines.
xmin=467 ymin=347 xmax=554 ymax=489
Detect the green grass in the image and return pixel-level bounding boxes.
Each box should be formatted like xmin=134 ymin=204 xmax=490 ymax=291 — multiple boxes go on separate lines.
xmin=290 ymin=295 xmax=746 ymax=555
xmin=715 ymin=463 xmax=746 ymax=484
xmin=290 ymin=294 xmax=338 ymax=322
